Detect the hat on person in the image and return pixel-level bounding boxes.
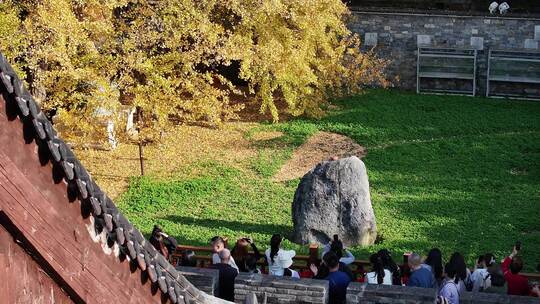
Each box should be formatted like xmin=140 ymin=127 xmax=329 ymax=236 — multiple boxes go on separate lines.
xmin=276 ymin=250 xmax=296 ymax=269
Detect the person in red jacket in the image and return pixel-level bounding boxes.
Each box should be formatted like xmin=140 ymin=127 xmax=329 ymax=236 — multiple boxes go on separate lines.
xmin=501 ymin=246 xmax=530 ymax=296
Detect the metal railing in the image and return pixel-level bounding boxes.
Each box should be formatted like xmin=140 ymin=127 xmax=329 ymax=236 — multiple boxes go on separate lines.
xmin=417 ymin=47 xmax=478 ymax=96
xmin=486 ymin=49 xmax=540 ymax=100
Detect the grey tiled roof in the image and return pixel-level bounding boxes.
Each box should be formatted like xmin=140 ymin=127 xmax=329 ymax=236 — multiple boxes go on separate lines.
xmin=0 ymin=53 xmax=226 ymax=304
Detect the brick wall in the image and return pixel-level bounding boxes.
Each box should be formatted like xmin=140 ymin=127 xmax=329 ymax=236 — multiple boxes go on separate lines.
xmin=349 ymin=11 xmax=540 ymax=95
xmin=234 ymin=273 xmax=328 ymax=304
xmin=346 ymin=283 xmax=437 ymax=304
xmin=176 ymin=266 xmax=219 ymax=296
xmin=461 ymin=291 xmax=540 ymax=304
xmin=346 ymin=283 xmax=540 ymax=304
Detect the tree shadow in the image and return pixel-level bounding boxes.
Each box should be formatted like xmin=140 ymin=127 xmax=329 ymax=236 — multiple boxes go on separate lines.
xmin=161 ymin=215 xmax=291 ymax=245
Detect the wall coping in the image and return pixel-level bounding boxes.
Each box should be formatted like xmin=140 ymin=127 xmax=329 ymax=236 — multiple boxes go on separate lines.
xmin=235 ymin=272 xmax=329 ymax=289
xmin=350 ymin=9 xmax=540 ymax=21
xmin=347 ymin=282 xmax=540 ymax=304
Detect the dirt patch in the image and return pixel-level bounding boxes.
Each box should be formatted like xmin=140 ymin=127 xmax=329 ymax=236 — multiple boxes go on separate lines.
xmin=76 ymin=122 xmax=257 ymax=199
xmin=273 ymin=131 xmax=366 ymax=182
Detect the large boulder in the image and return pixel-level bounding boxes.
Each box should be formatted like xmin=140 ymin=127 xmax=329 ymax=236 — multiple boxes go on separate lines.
xmin=291 ymin=156 xmax=377 ymax=246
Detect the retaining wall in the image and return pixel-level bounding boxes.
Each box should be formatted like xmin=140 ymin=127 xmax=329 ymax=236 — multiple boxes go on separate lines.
xmin=346 ymin=283 xmax=540 ymax=304
xmin=176 ymin=266 xmax=219 ymax=296
xmin=234 ymin=273 xmax=328 ymax=304
xmin=350 ymin=11 xmax=540 ymax=94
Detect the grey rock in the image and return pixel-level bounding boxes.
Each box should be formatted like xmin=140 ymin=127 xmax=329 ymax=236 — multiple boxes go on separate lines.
xmin=291 ymin=156 xmax=377 ymax=246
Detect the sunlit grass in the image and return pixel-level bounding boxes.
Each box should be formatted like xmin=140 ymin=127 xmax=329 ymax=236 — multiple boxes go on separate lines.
xmin=117 ymin=89 xmax=540 ymax=271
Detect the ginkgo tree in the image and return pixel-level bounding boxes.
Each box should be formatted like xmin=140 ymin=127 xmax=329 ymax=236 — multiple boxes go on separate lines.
xmin=0 ymin=0 xmax=387 ymax=175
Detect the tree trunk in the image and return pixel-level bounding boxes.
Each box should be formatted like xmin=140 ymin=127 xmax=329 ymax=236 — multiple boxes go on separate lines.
xmin=135 ymin=106 xmax=145 ymax=176
xmin=138 ymin=141 xmax=145 ymax=176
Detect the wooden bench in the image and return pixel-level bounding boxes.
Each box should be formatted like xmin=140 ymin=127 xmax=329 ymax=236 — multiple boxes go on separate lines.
xmin=170 ymin=244 xmax=540 ymax=282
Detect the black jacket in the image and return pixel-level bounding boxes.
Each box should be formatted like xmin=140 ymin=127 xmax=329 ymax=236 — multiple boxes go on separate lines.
xmin=314 ymin=262 xmax=355 ymax=281
xmin=211 ymin=263 xmax=239 ymax=301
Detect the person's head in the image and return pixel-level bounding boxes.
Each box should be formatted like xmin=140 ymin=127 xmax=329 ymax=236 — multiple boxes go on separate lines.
xmin=269 ymin=234 xmax=283 ymax=263
xmin=245 ymin=255 xmax=258 ymax=272
xmin=219 ymin=248 xmax=231 ymax=264
xmin=425 ymin=248 xmax=443 ymax=280
xmin=152 ymin=225 xmax=163 ymax=240
xmin=487 ymin=264 xmax=506 ymax=287
xmin=476 ymin=255 xmax=485 ymax=267
xmin=210 ymin=236 xmax=225 ymax=253
xmin=330 ymin=235 xmax=344 ymax=258
xmin=509 ymin=256 xmax=523 ymax=274
xmin=323 ymin=251 xmax=340 ymax=272
xmin=181 ymin=250 xmax=197 ymax=267
xmin=444 ymin=262 xmax=458 ymax=283
xmin=370 ymin=253 xmax=385 ymax=284
xmin=449 ymin=252 xmax=467 ymax=281
xmin=407 ymin=253 xmax=422 ymax=270
xmin=484 ymin=253 xmax=495 ymax=268
xmin=377 ymin=249 xmax=399 ymax=274
xmin=233 ymin=238 xmax=250 ymax=261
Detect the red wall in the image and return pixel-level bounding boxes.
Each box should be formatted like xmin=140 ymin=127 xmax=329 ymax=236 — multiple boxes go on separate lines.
xmin=0 ymin=95 xmax=165 ymax=303
xmin=0 ymin=219 xmax=74 ymax=304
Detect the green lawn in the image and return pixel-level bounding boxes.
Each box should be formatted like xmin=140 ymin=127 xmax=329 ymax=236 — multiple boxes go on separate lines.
xmin=118 ymin=89 xmax=540 ymax=271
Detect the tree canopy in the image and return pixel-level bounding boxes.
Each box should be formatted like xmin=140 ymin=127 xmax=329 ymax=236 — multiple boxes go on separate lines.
xmin=0 ymin=0 xmax=387 ymax=146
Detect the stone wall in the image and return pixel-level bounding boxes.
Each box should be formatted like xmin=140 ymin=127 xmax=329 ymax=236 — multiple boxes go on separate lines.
xmin=176 ymin=266 xmax=219 ymax=296
xmin=346 ymin=283 xmax=437 ymax=304
xmin=461 ymin=292 xmax=540 ymax=304
xmin=346 ymin=283 xmax=540 ymax=304
xmin=349 ymin=10 xmax=540 ymax=95
xmin=175 ymin=263 xmax=540 ymax=304
xmin=234 ymin=273 xmax=328 ymax=304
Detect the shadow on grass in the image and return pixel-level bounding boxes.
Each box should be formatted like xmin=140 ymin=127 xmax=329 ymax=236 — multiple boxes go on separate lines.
xmin=161 ymin=215 xmax=291 ymax=241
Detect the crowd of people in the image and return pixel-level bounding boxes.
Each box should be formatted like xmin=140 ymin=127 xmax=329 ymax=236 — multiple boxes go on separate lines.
xmin=151 ymin=226 xmax=539 ymax=304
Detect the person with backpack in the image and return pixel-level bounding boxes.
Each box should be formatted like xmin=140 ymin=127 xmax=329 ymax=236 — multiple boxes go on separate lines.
xmin=439 ymin=261 xmax=460 ymax=304
xmin=470 ymin=253 xmax=496 ymax=292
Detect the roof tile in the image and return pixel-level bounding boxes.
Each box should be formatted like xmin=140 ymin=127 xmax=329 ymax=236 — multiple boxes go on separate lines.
xmin=0 ymin=51 xmax=222 ymax=304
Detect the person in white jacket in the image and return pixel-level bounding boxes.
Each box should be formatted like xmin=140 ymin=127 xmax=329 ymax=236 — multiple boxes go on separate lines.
xmin=470 ymin=253 xmax=496 ymax=292
xmin=265 ymin=234 xmax=296 ymax=276
xmin=321 ymin=235 xmax=355 ymax=265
